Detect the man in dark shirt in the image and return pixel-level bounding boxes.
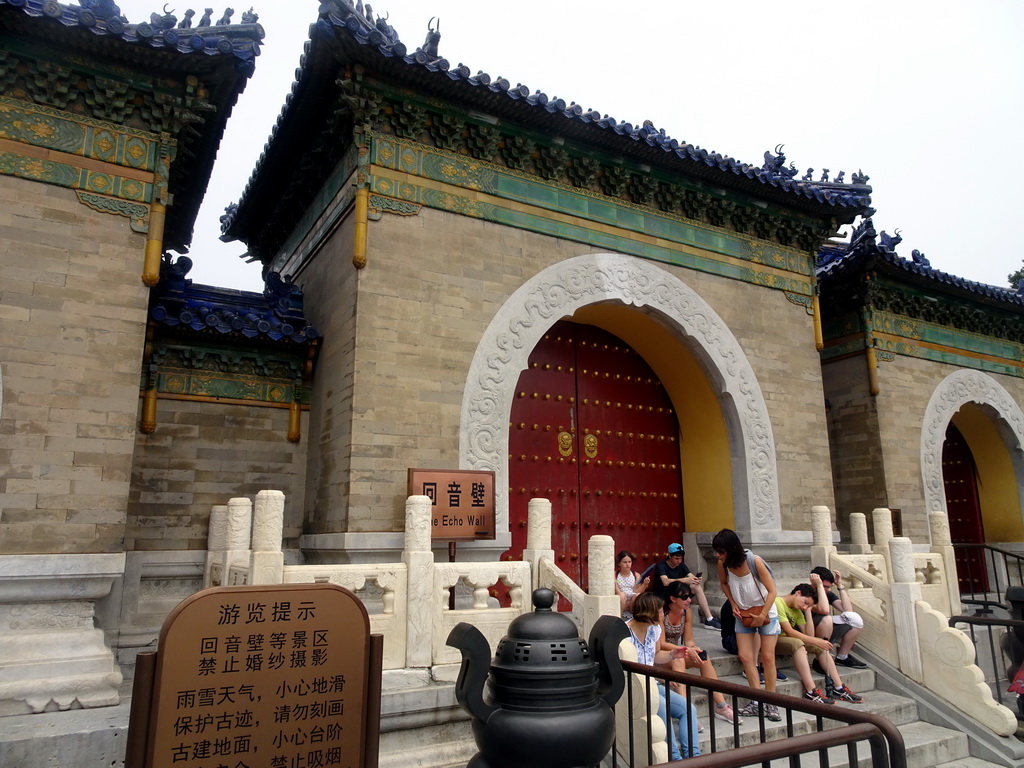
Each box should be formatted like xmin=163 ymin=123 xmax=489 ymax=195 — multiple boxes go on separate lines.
xmin=809 ymin=566 xmax=867 ymax=669
xmin=653 ymin=543 xmax=721 ymax=629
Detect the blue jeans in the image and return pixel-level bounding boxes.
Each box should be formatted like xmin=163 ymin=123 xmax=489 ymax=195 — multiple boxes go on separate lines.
xmin=657 ymin=682 xmax=701 ymax=759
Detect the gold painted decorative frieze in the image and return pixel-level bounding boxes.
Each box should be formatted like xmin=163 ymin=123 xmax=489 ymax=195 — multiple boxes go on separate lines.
xmin=0 ymin=97 xmax=159 ymax=171
xmin=0 ymin=142 xmax=151 ymax=200
xmin=368 ymin=193 xmax=422 ymax=217
xmin=785 ymin=291 xmax=815 ymax=314
xmin=146 ymin=344 xmax=312 ymax=407
xmin=156 ymin=371 xmax=301 ymax=405
xmin=821 ymin=309 xmax=1024 ymax=377
xmin=368 ymin=142 xmax=814 ymax=297
xmin=77 ymin=191 xmax=149 ymax=232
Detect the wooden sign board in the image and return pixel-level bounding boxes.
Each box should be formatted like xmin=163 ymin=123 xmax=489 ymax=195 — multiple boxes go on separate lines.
xmin=407 ymin=468 xmax=495 ymax=541
xmin=128 ymin=583 xmax=381 ymax=768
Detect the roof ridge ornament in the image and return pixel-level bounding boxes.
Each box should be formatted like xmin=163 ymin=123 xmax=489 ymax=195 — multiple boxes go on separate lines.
xmin=77 ymin=0 xmax=123 ymax=20
xmin=878 ymin=228 xmax=902 ymax=253
xmin=417 ymin=15 xmax=440 ymax=60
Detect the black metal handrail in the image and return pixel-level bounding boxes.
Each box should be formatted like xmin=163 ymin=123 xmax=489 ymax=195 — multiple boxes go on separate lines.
xmin=948 ymin=613 xmax=1024 ymax=717
xmin=618 ymin=659 xmax=907 ymax=768
xmin=666 ymin=723 xmax=893 ymax=767
xmin=952 ymin=543 xmax=1024 ymax=612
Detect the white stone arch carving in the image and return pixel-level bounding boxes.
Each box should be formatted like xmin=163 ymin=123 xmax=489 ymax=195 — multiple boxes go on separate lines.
xmin=459 ymin=253 xmax=781 ymax=547
xmin=921 ymin=368 xmax=1024 ymax=514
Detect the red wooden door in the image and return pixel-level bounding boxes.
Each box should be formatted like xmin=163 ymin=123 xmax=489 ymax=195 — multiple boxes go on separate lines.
xmin=506 ymin=321 xmax=684 ymax=594
xmin=943 ymin=423 xmax=988 ymax=592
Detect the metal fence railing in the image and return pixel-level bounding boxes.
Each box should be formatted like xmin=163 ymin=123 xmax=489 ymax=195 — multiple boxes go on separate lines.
xmin=952 ymin=544 xmax=1024 ymax=614
xmin=616 ymin=659 xmax=907 ymax=768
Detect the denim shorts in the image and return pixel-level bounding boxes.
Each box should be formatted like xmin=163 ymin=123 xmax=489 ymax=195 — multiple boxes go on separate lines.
xmin=735 ymin=614 xmax=781 ymax=636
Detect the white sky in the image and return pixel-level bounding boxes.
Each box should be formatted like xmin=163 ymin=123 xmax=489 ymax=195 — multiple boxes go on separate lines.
xmin=113 ymin=0 xmax=1024 ymax=294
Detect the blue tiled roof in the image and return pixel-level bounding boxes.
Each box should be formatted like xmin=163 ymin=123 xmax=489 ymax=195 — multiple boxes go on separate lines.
xmin=817 ymin=218 xmax=1024 ymax=308
xmin=226 ymin=0 xmax=871 ymax=235
xmin=150 ymin=256 xmax=319 ymax=345
xmin=326 ymin=1 xmax=870 ymax=206
xmin=0 ymin=1 xmax=264 ymax=74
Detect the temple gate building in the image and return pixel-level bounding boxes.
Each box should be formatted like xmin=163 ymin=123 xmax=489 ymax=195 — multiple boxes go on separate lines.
xmin=1 ymin=1 xmax=1023 ymax=762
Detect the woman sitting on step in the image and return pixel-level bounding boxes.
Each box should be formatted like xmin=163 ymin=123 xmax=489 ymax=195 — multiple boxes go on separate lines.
xmin=626 ymin=591 xmax=702 ymax=759
xmin=615 ymin=549 xmax=649 ymax=619
xmin=663 ymin=581 xmax=742 ymax=725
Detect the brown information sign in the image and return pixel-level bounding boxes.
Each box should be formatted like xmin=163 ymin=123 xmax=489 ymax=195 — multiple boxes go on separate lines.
xmin=408 ymin=468 xmax=495 ymax=541
xmin=141 ymin=583 xmax=374 ymax=768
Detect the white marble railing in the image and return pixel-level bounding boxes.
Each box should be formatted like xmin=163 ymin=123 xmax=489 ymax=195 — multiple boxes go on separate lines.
xmin=204 ymin=492 xmax=615 ymax=671
xmin=810 ymin=506 xmax=1017 ymax=737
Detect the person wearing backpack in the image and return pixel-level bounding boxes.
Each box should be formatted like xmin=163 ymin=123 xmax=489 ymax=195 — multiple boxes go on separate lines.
xmin=712 ymin=528 xmax=782 ymax=721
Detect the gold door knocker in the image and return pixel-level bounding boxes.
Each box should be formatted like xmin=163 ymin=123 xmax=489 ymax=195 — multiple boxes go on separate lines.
xmin=557 ymin=431 xmax=573 ymax=457
xmin=584 ymin=433 xmax=598 ymax=458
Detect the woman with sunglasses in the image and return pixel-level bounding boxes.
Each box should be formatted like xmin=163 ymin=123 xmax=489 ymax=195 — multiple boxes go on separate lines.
xmin=664 ymin=581 xmax=742 ymax=725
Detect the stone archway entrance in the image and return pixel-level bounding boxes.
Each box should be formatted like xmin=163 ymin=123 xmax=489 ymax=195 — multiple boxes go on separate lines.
xmin=922 ymin=369 xmax=1024 ymax=547
xmin=459 ymin=253 xmax=782 ymax=553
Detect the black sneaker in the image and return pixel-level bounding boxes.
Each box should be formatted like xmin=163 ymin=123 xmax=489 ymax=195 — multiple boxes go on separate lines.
xmin=704 ymin=616 xmax=722 ymax=630
xmin=803 ymin=688 xmax=834 ymax=705
xmin=832 ymin=685 xmax=864 ymax=703
xmin=835 ymin=654 xmax=867 ymax=669
xmin=757 ymin=663 xmax=787 ymax=681
xmin=811 ymin=657 xmax=826 ymax=676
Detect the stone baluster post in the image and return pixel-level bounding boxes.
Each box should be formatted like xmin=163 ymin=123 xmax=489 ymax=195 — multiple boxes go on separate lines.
xmin=849 ymin=513 xmax=870 ymax=555
xmin=250 ymin=490 xmax=285 ymax=585
xmin=809 ymin=506 xmax=836 ymax=572
xmin=403 ymin=495 xmax=433 ymax=668
xmin=523 ymin=498 xmax=555 ymax=593
xmin=205 ymin=504 xmax=228 ymax=588
xmin=871 ymin=508 xmax=895 ymax=580
xmin=889 ymin=536 xmax=924 ymax=682
xmin=584 ymin=534 xmax=618 ymax=638
xmin=929 ymin=510 xmax=961 ymax=616
xmin=224 ymin=497 xmax=253 ymax=586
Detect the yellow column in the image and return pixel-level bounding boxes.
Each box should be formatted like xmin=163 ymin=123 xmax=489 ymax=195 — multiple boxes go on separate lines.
xmin=353 ymin=187 xmax=369 ymax=269
xmin=139 ymin=388 xmax=158 ymax=434
xmin=812 ymin=294 xmax=824 ymax=351
xmin=288 ymin=400 xmax=301 ymax=443
xmin=142 ymin=202 xmax=166 ymax=286
xmin=866 ymin=344 xmax=880 ymax=396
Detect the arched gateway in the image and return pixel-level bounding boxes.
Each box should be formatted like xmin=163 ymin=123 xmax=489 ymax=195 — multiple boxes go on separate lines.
xmin=922 ymin=370 xmax=1024 ymax=586
xmin=460 ymin=253 xmax=782 ymax=553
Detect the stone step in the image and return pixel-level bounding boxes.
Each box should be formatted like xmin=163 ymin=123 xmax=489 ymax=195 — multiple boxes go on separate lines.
xmin=934 ymin=758 xmax=1015 ymax=768
xmin=682 ymin=720 xmax=969 ymax=768
xmin=378 ymin=670 xmax=473 ymax=768
xmin=666 ymin=667 xmax=884 ymax=719
xmin=687 ymin=691 xmax=936 ymax=754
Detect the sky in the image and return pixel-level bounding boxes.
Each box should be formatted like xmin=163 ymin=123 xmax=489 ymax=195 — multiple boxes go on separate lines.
xmin=112 ymin=0 xmax=1024 ymax=294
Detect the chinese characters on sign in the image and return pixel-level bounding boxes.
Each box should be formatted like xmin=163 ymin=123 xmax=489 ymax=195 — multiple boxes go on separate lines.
xmin=145 ymin=584 xmax=370 ymax=768
xmin=408 ymin=468 xmax=495 ymax=541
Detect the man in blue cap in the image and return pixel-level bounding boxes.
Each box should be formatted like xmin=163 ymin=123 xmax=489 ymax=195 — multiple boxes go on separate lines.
xmin=653 ymin=543 xmax=721 ymax=629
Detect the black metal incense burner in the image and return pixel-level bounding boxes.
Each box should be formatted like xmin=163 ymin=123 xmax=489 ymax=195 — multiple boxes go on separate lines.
xmin=447 ymin=588 xmax=628 ymax=768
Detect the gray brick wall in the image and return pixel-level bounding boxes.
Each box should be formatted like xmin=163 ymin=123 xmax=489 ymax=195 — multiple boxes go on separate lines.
xmin=0 ymin=178 xmax=147 ymax=553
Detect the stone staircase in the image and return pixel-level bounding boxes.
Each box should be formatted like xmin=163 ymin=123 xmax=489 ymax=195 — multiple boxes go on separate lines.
xmin=0 ymin=621 xmax=1021 ymax=767
xmin=375 ymin=620 xmax=1024 ymax=768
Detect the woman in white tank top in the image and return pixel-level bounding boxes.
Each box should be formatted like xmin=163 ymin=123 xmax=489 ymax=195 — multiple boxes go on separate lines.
xmin=712 ymin=528 xmax=782 ymax=721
